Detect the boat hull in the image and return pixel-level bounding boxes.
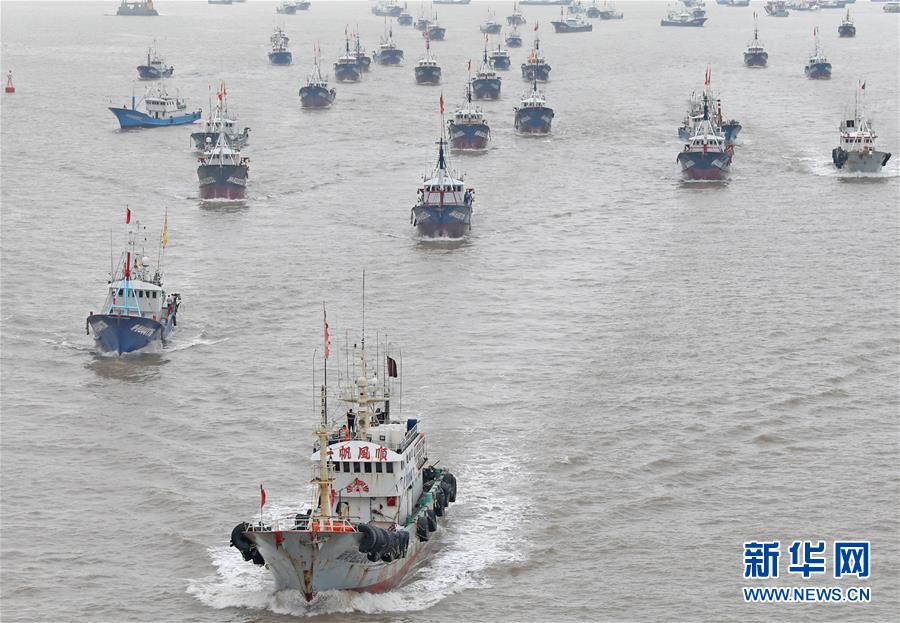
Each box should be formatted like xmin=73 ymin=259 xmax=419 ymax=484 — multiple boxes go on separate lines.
xmin=471 ymin=77 xmax=501 ymax=99
xmin=334 ymin=63 xmax=361 ymax=82
xmin=838 ymin=24 xmax=856 ymax=37
xmin=490 ymin=55 xmax=511 ymax=70
xmin=136 ymin=65 xmax=173 ymax=79
xmin=805 ymin=62 xmax=832 ymax=79
xmin=832 ymin=147 xmax=892 ymax=173
xmin=269 ymin=51 xmax=293 ymax=65
xmin=515 ymin=106 xmax=554 ymax=134
xmin=506 ymin=36 xmax=523 ymax=47
xmin=744 ymin=51 xmax=768 ymax=67
xmin=521 ymin=63 xmax=551 ymax=81
xmin=677 ymin=151 xmax=732 ymax=180
xmin=415 ymin=66 xmax=442 ymax=85
xmin=88 ymin=314 xmax=167 ymax=355
xmin=398 ymin=14 xmax=413 ymax=25
xmin=448 ymin=121 xmax=490 ymax=150
xmin=197 ymin=164 xmax=248 ymax=199
xmin=412 ymin=203 xmax=473 ymax=238
xmin=356 ymin=55 xmax=372 ymax=71
xmin=427 ymin=27 xmax=446 ymax=40
xmin=722 ymin=122 xmax=742 ymax=144
xmin=377 ymin=50 xmax=405 ymax=65
xmin=480 ymin=24 xmax=503 ymax=34
xmin=299 ymin=85 xmax=336 ymax=108
xmin=660 ymin=17 xmax=707 ymax=26
xmin=109 ymin=107 xmax=201 ymax=128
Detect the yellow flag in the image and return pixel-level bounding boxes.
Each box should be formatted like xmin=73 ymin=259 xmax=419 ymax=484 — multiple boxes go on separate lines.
xmin=161 ymin=214 xmax=168 ymax=248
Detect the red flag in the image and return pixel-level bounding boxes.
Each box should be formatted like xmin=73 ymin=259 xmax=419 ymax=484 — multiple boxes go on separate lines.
xmin=330 ymin=486 xmax=335 ymax=508
xmin=534 ymin=21 xmax=539 ymax=32
xmin=125 ymin=207 xmax=131 ymax=224
xmin=439 ymin=93 xmax=444 ymax=114
xmin=324 ymin=306 xmax=331 ymax=359
xmin=260 ymin=483 xmax=267 ymax=508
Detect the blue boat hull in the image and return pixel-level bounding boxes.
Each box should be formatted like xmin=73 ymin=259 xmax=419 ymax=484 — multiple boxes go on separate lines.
xmin=744 ymin=51 xmax=768 ymax=67
xmin=109 ymin=107 xmax=201 ymax=128
xmin=448 ymin=121 xmax=490 ymax=149
xmin=838 ymin=25 xmax=855 ymax=37
xmin=515 ymin=106 xmax=554 ymax=134
xmin=805 ymin=62 xmax=832 ymax=79
xmin=427 ymin=28 xmax=446 ymax=41
xmin=472 ymin=77 xmax=501 ymax=99
xmin=198 ymin=163 xmax=248 ymax=199
xmin=88 ymin=314 xmax=170 ymax=355
xmin=507 ymin=36 xmax=523 ymax=48
xmin=521 ymin=63 xmax=550 ymax=81
xmin=677 ymin=150 xmax=732 ymax=180
xmin=334 ymin=62 xmax=361 ymax=82
xmin=377 ymin=50 xmax=405 ymax=65
xmin=269 ymin=51 xmax=293 ymax=65
xmin=415 ymin=66 xmax=442 ymax=84
xmin=137 ymin=65 xmax=173 ymax=79
xmin=412 ymin=203 xmax=472 ymax=238
xmin=299 ymin=85 xmax=336 ymax=108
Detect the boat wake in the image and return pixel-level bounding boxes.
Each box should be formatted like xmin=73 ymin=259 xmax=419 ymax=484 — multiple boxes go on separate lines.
xmin=187 ymin=452 xmax=527 ymax=616
xmin=166 ymin=331 xmax=229 ymax=351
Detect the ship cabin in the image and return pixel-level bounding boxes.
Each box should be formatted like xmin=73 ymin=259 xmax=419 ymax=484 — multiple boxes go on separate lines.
xmin=685 ymin=123 xmax=727 ymax=154
xmin=453 ymin=107 xmax=485 ymax=125
xmin=419 ymin=171 xmax=472 ymax=207
xmin=839 ymin=118 xmax=876 ymax=153
xmin=103 ymin=275 xmax=172 ymax=323
xmin=312 ymin=417 xmax=427 ymax=526
xmin=144 ymin=88 xmax=187 ymax=119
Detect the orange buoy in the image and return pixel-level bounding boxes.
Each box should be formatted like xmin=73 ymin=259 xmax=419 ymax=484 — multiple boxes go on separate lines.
xmin=5 ymin=70 xmax=14 ymax=93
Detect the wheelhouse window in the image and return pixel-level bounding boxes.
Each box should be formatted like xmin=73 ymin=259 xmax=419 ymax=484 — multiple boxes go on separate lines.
xmin=343 ymin=462 xmax=350 ymax=473
xmin=386 ymin=462 xmax=394 ymax=473
xmin=375 ymin=463 xmax=383 ymax=473
xmin=353 ymin=462 xmax=360 ymax=472
xmin=364 ymin=463 xmax=372 ymax=473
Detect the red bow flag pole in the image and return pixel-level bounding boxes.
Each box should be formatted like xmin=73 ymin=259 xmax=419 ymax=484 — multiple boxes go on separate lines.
xmin=259 ymin=483 xmax=267 ymax=525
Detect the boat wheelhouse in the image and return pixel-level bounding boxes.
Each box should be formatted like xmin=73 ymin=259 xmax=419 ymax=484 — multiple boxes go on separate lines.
xmin=117 ymin=0 xmax=158 ymax=16
xmin=190 ymin=83 xmax=250 ymax=151
xmin=521 ymin=32 xmax=551 ymax=81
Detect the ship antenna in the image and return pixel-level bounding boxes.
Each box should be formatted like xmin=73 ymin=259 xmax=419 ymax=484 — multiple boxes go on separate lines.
xmin=361 ymin=269 xmax=366 ymax=352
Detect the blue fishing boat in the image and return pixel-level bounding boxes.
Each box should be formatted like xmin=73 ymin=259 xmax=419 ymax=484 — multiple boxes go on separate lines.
xmin=375 ymin=25 xmax=404 ymax=65
xmin=335 ymin=34 xmax=362 ymax=82
xmin=588 ymin=1 xmax=624 ymax=18
xmin=471 ymin=46 xmax=502 ymax=99
xmin=677 ymin=69 xmax=741 ymax=145
xmin=744 ymin=13 xmax=768 ymax=67
xmin=426 ymin=15 xmax=447 ymax=40
xmin=414 ymin=4 xmax=432 ymax=31
xmin=276 ymin=1 xmax=309 ymax=13
xmin=508 ymin=2 xmax=527 ymax=25
xmin=191 ymin=83 xmax=250 ymax=151
xmin=136 ymin=41 xmax=173 ymax=79
xmin=552 ymin=7 xmax=593 ymax=31
xmin=269 ymin=26 xmax=293 ymax=65
xmin=300 ymin=51 xmax=336 ymax=108
xmin=353 ymin=32 xmax=372 ymax=72
xmin=414 ymin=35 xmax=442 ymax=84
xmin=521 ymin=27 xmax=551 ymax=81
xmin=764 ymin=1 xmax=789 ymax=16
xmin=514 ymin=78 xmax=554 ymax=134
xmin=805 ymin=27 xmax=832 ymax=79
xmin=372 ymin=0 xmax=403 ymax=16
xmin=677 ymin=95 xmax=732 ymax=180
xmin=86 ymin=209 xmax=180 ymax=355
xmin=398 ymin=3 xmax=413 ymax=24
xmin=661 ymin=6 xmax=707 ymax=26
xmin=480 ymin=12 xmax=503 ymax=34
xmin=448 ymin=81 xmax=491 ymax=150
xmin=506 ymin=25 xmax=524 ymax=47
xmin=490 ymin=42 xmax=511 ymax=70
xmin=109 ymin=83 xmax=201 ymax=129
xmin=411 ymin=121 xmax=475 ymax=238
xmin=838 ymin=9 xmax=856 ymax=37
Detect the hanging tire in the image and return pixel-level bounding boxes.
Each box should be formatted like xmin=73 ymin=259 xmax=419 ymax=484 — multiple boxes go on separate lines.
xmin=417 ymin=515 xmax=429 ymax=541
xmin=445 ymin=472 xmax=457 ymax=502
xmin=426 ymin=509 xmax=437 ymax=532
xmin=356 ymin=523 xmax=377 ymax=554
xmin=230 ymin=522 xmax=264 ymax=564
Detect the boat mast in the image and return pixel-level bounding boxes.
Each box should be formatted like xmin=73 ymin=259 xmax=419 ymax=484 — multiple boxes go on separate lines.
xmin=314 ymin=303 xmax=333 ymax=519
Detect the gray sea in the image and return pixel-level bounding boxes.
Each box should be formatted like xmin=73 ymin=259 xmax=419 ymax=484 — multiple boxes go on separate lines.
xmin=1 ymin=1 xmax=899 ymax=621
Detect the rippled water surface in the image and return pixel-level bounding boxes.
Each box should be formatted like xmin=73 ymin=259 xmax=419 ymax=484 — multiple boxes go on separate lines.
xmin=2 ymin=1 xmax=899 ymax=622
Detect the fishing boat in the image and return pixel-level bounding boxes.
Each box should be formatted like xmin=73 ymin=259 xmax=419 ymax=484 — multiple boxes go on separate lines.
xmin=514 ymin=78 xmax=554 ymax=134
xmin=268 ymin=26 xmax=293 ymax=65
xmin=885 ymin=2 xmax=900 ymax=13
xmin=136 ymin=41 xmax=173 ymax=79
xmin=86 ymin=209 xmax=180 ymax=355
xmin=838 ymin=9 xmax=856 ymax=36
xmin=116 ymin=0 xmax=158 ymax=16
xmin=5 ymin=71 xmax=14 ymax=94
xmin=764 ymin=1 xmax=789 ymax=16
xmin=411 ymin=136 xmax=474 ymax=236
xmin=480 ymin=12 xmax=503 ymax=34
xmin=569 ymin=0 xmax=585 ymax=13
xmin=229 ymin=309 xmax=459 ymax=601
xmin=276 ymin=1 xmax=311 ymax=14
xmin=832 ymin=83 xmax=892 ymax=172
xmin=744 ymin=13 xmax=768 ymax=67
xmin=661 ymin=6 xmax=707 ymax=26
xmin=448 ymin=82 xmax=491 ymax=150
xmin=818 ymin=0 xmax=846 ymax=8
xmin=588 ymin=1 xmax=624 ymax=19
xmin=426 ymin=15 xmax=447 ymax=40
xmin=506 ymin=25 xmax=524 ymax=47
xmin=787 ymin=1 xmax=819 ymax=11
xmin=109 ymin=83 xmax=201 ymax=129
xmin=190 ymin=83 xmax=250 ymax=151
xmin=208 ymin=0 xmax=233 ymax=5
xmin=414 ymin=4 xmax=431 ymax=31
xmin=677 ymin=68 xmax=741 ymax=144
xmin=414 ymin=36 xmax=442 ymax=85
xmin=471 ymin=47 xmax=502 ymax=99
xmin=804 ymin=27 xmax=832 ymax=79
xmin=434 ymin=0 xmax=470 ymax=4
xmin=375 ymin=25 xmax=405 ymax=65
xmin=299 ymin=51 xmax=337 ymax=108
xmin=521 ymin=27 xmax=551 ymax=81
xmin=335 ymin=34 xmax=363 ymax=82
xmin=197 ymin=134 xmax=250 ymax=199
xmin=676 ymin=95 xmax=732 ymax=180
xmin=372 ymin=0 xmax=403 ymax=17
xmin=490 ymin=42 xmax=512 ymax=70
xmin=552 ymin=7 xmax=593 ymax=31
xmin=354 ymin=32 xmax=373 ymax=72
xmin=508 ymin=2 xmax=527 ymax=25
xmin=398 ymin=3 xmax=413 ymax=24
